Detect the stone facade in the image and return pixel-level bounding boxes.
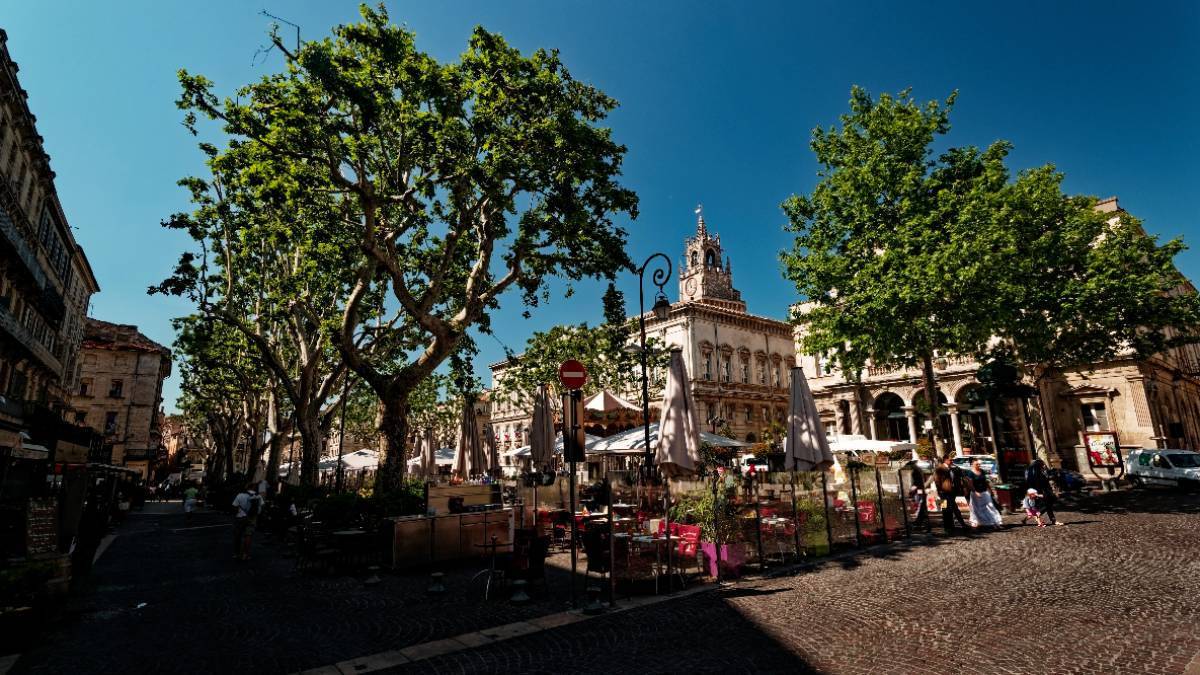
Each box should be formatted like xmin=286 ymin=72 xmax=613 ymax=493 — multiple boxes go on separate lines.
xmin=70 ymin=319 xmax=172 ymax=478
xmin=488 ymin=210 xmax=794 ymax=451
xmin=0 ymin=29 xmax=100 ymax=449
xmin=795 ymin=196 xmax=1200 ymax=473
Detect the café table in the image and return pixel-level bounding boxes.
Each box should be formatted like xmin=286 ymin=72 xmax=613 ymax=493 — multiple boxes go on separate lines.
xmin=631 ymin=534 xmax=681 ymax=594
xmin=471 ymin=537 xmax=512 ymax=601
xmin=330 ymin=529 xmax=371 ymax=571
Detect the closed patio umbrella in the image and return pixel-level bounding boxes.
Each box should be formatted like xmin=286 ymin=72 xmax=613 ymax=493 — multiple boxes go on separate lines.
xmin=424 ymin=427 xmax=439 ymax=475
xmin=653 ymin=349 xmax=699 ymax=593
xmin=530 ymin=384 xmax=556 ymax=472
xmin=411 ymin=431 xmax=425 ymax=477
xmin=785 ymin=366 xmax=834 ymax=471
xmin=655 ymin=350 xmax=701 ymax=477
xmin=453 ymin=402 xmax=482 ymax=478
xmin=483 ymin=424 xmax=499 ymax=476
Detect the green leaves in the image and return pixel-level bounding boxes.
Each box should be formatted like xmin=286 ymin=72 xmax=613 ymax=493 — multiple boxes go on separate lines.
xmin=165 ymin=7 xmax=639 ymax=480
xmin=784 ymin=87 xmax=989 ymax=376
xmin=784 ymin=86 xmax=1200 ymax=388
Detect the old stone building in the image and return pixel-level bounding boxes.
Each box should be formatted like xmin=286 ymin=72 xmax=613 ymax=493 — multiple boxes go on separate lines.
xmin=489 ymin=209 xmax=794 ymax=451
xmin=70 ymin=319 xmax=172 ymax=478
xmin=795 ymin=197 xmax=1200 ymax=475
xmin=0 ymin=29 xmax=100 ymax=451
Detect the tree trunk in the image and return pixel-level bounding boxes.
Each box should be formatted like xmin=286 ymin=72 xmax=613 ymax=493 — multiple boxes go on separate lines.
xmin=920 ymin=353 xmax=946 ymax=457
xmin=377 ymin=395 xmax=411 ymax=493
xmin=296 ymin=412 xmax=323 ymax=487
xmin=265 ymin=434 xmax=284 ymax=486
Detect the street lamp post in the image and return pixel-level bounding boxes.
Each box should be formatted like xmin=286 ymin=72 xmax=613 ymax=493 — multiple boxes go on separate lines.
xmin=633 ymin=253 xmax=672 ymax=470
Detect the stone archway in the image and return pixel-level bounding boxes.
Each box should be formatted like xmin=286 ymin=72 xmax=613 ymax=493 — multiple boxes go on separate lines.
xmin=954 ymin=383 xmax=994 ymax=454
xmin=912 ymin=389 xmax=951 ymax=446
xmin=872 ymin=392 xmax=908 ymax=441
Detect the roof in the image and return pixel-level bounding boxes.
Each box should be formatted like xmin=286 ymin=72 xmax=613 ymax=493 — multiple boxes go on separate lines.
xmin=583 ymin=390 xmax=640 ymax=413
xmin=83 ymin=318 xmax=171 ymax=356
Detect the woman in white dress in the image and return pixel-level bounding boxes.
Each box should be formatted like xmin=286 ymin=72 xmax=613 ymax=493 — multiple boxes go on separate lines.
xmin=967 ymin=459 xmax=1004 ymax=530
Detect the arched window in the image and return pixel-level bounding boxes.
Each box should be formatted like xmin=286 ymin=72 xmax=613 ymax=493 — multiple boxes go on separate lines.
xmin=690 ymin=251 xmax=698 ymax=267
xmin=705 ymin=249 xmax=716 ymax=267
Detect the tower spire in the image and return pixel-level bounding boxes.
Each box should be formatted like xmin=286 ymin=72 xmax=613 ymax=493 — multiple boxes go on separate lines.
xmin=695 ymin=203 xmax=706 ymax=237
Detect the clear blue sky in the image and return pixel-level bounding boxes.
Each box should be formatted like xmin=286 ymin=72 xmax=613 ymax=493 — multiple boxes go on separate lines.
xmin=5 ymin=1 xmax=1198 ymax=412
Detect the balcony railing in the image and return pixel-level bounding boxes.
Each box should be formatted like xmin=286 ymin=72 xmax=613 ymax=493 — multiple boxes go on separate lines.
xmin=0 ymin=302 xmax=62 ymax=376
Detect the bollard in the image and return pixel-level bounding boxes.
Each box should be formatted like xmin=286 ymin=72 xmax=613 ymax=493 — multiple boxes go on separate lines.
xmin=510 ymin=579 xmax=531 ymax=604
xmin=582 ymin=585 xmax=605 ymax=615
xmin=427 ymin=571 xmax=446 ymax=595
xmin=364 ymin=565 xmax=381 ymax=586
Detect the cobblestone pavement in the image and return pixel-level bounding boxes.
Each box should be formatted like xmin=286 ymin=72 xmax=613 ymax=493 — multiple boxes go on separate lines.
xmin=13 ymin=490 xmax=1200 ymax=674
xmin=11 ymin=503 xmax=582 ymax=675
xmin=391 ymin=489 xmax=1200 ymax=675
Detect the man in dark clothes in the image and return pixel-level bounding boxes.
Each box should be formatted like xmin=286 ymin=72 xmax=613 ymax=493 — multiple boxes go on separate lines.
xmin=1025 ymin=459 xmax=1065 ymax=526
xmin=933 ymin=454 xmax=969 ymax=534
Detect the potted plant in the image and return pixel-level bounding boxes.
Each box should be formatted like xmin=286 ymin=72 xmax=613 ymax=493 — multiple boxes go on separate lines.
xmin=676 ymin=448 xmax=747 ymax=578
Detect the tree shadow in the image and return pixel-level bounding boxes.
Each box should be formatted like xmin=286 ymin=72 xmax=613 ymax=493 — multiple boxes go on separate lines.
xmin=1061 ymin=488 xmax=1200 ymax=516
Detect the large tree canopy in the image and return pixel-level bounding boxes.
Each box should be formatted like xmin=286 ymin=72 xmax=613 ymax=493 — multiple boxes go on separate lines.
xmin=783 ymin=87 xmax=1200 ymax=456
xmin=174 ymin=6 xmax=638 ymax=487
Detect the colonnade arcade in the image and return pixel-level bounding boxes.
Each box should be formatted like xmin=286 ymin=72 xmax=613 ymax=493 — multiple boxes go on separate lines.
xmin=824 ymin=380 xmax=1029 ymax=456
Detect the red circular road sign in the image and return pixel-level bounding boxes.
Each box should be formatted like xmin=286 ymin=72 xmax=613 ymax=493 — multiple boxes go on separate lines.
xmin=558 ymin=359 xmax=588 ymax=390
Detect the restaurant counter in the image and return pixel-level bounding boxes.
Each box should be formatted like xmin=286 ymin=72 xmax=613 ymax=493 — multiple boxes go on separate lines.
xmin=387 ymin=508 xmax=513 ymax=569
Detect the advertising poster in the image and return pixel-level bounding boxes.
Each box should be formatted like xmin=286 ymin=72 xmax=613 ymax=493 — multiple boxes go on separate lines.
xmin=1084 ymin=432 xmax=1121 ymax=468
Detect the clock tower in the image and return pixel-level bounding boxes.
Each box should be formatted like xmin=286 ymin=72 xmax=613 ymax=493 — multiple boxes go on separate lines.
xmin=678 ymin=206 xmax=746 ymax=312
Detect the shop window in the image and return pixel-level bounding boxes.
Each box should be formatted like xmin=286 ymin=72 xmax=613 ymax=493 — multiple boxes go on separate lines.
xmin=1081 ymin=403 xmax=1108 ymax=432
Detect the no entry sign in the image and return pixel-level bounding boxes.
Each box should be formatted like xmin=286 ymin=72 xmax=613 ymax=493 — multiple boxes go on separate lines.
xmin=558 ymin=359 xmax=588 ymax=390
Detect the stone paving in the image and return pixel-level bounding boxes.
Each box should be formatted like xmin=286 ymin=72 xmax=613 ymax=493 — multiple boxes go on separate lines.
xmin=388 ymin=489 xmax=1200 ymax=675
xmin=12 ymin=489 xmax=1200 ymax=674
xmin=10 ymin=503 xmax=583 ymax=675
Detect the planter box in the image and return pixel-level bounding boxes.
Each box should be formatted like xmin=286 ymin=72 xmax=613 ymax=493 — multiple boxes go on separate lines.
xmin=700 ymin=541 xmax=745 ymax=578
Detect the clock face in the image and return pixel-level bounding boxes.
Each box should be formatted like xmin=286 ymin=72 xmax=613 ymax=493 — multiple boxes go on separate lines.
xmin=684 ymin=278 xmax=697 ymax=297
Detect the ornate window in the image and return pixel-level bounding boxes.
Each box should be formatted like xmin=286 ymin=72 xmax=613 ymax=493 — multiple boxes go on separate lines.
xmin=1081 ymin=402 xmax=1108 ymax=432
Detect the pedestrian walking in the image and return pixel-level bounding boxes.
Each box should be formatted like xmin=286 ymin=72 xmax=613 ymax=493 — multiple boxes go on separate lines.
xmin=183 ymin=484 xmax=199 ymax=523
xmin=1025 ymin=459 xmax=1064 ymax=526
xmin=933 ymin=454 xmax=968 ymax=534
xmin=232 ymin=483 xmax=263 ymax=560
xmin=1021 ymin=488 xmax=1045 ymax=527
xmin=967 ymin=459 xmax=1003 ymax=530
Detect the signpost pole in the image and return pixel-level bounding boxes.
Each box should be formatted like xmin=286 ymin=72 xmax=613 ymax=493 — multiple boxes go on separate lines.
xmin=558 ymin=359 xmax=588 ymax=609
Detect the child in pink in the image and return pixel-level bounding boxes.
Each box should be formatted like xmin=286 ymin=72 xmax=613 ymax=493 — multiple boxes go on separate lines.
xmin=1021 ymin=488 xmax=1044 ymax=527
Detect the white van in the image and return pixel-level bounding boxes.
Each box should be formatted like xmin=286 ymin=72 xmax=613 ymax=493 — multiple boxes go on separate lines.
xmin=1125 ymin=449 xmax=1200 ymax=489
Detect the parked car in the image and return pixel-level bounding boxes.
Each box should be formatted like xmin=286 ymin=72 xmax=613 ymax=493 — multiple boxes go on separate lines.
xmin=951 ymin=454 xmax=999 ymax=480
xmin=1125 ymin=449 xmax=1200 ymax=490
xmin=737 ymin=454 xmax=770 ymax=474
xmin=1047 ymin=467 xmax=1086 ymax=493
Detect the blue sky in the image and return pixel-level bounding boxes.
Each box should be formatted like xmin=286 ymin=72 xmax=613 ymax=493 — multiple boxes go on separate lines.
xmin=5 ymin=1 xmax=1198 ymax=412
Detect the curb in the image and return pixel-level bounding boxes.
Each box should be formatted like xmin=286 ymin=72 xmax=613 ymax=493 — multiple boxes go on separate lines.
xmin=296 ymin=533 xmax=955 ymax=675
xmin=296 ymin=583 xmax=716 ymax=675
